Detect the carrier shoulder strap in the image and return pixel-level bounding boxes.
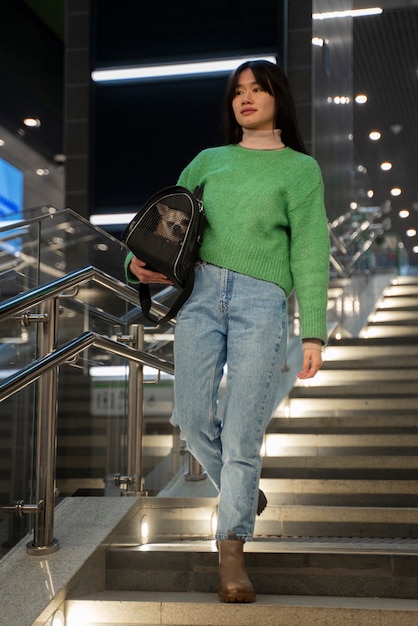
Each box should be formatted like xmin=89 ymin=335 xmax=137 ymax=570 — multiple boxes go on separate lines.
xmin=139 ymin=269 xmax=195 ymax=325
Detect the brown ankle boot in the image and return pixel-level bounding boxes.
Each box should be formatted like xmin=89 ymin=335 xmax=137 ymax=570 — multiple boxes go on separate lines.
xmin=217 ymin=537 xmax=256 ymax=603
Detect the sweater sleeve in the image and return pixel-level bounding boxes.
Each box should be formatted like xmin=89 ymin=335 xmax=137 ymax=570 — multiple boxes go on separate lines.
xmin=287 ymin=158 xmax=330 ymax=344
xmin=124 ymin=250 xmax=140 ymax=284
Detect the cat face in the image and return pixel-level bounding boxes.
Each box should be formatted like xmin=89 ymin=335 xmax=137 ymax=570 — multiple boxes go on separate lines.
xmin=156 ymin=202 xmax=190 ymax=243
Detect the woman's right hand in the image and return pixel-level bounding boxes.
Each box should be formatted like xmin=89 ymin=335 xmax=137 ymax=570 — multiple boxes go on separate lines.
xmin=129 ymin=257 xmax=173 ymax=285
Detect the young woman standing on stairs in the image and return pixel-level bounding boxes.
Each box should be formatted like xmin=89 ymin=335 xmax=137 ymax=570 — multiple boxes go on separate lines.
xmin=125 ymin=60 xmax=330 ymax=603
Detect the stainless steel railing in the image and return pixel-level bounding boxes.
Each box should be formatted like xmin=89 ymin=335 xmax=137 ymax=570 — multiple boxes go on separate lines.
xmin=0 ymin=266 xmax=175 ymax=555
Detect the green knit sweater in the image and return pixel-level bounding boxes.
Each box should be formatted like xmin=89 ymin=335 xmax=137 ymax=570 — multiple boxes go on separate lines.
xmin=125 ymin=145 xmax=330 ymax=343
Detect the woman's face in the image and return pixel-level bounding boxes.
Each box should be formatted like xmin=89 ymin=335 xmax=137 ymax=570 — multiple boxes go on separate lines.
xmin=232 ymin=68 xmax=276 ymax=131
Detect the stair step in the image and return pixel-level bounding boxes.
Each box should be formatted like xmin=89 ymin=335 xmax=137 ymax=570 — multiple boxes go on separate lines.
xmin=64 ymin=591 xmax=418 ymax=625
xmin=254 ymin=504 xmax=418 ymax=538
xmin=289 ymin=380 xmax=418 ymax=396
xmin=377 ymin=296 xmax=418 ymax=310
xmin=263 ymin=432 xmax=418 ymax=453
xmin=102 ymin=538 xmax=418 ymax=600
xmin=384 ymin=284 xmax=418 ymax=296
xmin=268 ymin=414 xmax=418 ymax=429
xmin=366 ymin=310 xmax=418 ymax=324
xmin=282 ymin=396 xmax=418 ymax=416
xmin=257 ymin=478 xmax=418 ymax=506
xmin=261 ymin=454 xmax=418 ymax=479
xmin=359 ymin=326 xmax=418 ymax=338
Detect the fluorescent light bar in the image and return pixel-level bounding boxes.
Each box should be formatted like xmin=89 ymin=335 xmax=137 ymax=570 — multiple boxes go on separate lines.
xmin=313 ymin=7 xmax=382 ymax=20
xmin=89 ymin=365 xmax=173 ymax=379
xmin=91 ymin=55 xmax=277 ymax=83
xmin=90 ymin=213 xmax=135 ymax=226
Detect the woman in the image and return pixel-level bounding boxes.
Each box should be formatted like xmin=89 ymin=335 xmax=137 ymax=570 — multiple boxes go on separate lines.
xmin=125 ymin=60 xmax=330 ymax=603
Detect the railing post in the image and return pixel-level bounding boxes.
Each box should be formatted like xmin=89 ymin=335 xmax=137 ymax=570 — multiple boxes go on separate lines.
xmin=185 ymin=453 xmax=206 ymax=481
xmin=125 ymin=324 xmax=145 ymax=495
xmin=26 ymin=297 xmax=60 ymax=555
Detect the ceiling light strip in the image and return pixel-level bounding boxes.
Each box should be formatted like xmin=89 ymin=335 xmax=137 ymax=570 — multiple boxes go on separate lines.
xmin=91 ymin=55 xmax=277 ymax=83
xmin=90 ymin=213 xmax=135 ymax=226
xmin=312 ymin=7 xmax=383 ymax=20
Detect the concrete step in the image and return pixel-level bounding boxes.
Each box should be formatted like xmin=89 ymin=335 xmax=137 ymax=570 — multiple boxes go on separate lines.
xmin=359 ymin=325 xmax=418 ymax=338
xmin=262 ymin=432 xmax=418 ymax=455
xmin=105 ymin=495 xmax=418 ymax=541
xmin=64 ymin=591 xmax=418 ymax=626
xmin=376 ymin=296 xmax=418 ymax=310
xmin=254 ymin=504 xmax=418 ymax=538
xmin=258 ymin=477 xmax=418 ymax=506
xmin=102 ymin=538 xmax=418 ymax=598
xmin=289 ymin=380 xmax=418 ymax=397
xmin=268 ymin=414 xmax=418 ymax=429
xmin=383 ymin=284 xmax=418 ymax=297
xmin=321 ymin=344 xmax=418 ymax=368
xmin=366 ymin=310 xmax=418 ymax=324
xmin=261 ymin=454 xmax=418 ymax=480
xmin=282 ymin=396 xmax=418 ymax=417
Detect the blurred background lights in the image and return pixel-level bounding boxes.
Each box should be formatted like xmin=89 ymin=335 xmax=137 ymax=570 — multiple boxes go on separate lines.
xmin=391 ymin=187 xmax=402 ymax=196
xmin=399 ymin=210 xmax=410 ymax=218
xmin=380 ymin=162 xmax=392 ymax=171
xmin=406 ymin=229 xmax=417 ymax=237
xmin=23 ymin=117 xmax=41 ymax=127
xmin=355 ymin=94 xmax=368 ymax=104
xmin=369 ymin=131 xmax=381 ymax=140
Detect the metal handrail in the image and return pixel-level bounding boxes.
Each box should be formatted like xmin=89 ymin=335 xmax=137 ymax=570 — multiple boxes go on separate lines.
xmin=328 ymin=202 xmax=392 ymax=277
xmin=0 ymin=330 xmax=174 ymax=402
xmin=0 ymin=265 xmax=173 ymax=325
xmin=0 ymin=328 xmax=174 ymax=555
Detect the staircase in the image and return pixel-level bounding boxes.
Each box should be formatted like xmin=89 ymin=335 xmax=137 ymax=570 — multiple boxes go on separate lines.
xmin=50 ymin=276 xmax=418 ymax=623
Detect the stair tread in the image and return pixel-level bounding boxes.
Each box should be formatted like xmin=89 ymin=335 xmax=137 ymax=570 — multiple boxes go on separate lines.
xmin=68 ymin=589 xmax=418 ymax=607
xmin=106 ymin=536 xmax=418 ymax=555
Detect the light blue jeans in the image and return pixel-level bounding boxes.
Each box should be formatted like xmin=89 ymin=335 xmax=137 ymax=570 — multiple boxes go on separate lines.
xmin=170 ymin=262 xmax=288 ymax=541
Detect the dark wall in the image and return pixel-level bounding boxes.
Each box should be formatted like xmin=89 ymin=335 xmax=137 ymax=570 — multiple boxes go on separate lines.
xmin=0 ymin=0 xmax=63 ymax=158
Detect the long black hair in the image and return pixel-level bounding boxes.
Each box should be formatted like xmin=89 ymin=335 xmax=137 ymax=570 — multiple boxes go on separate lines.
xmin=222 ymin=60 xmax=308 ymax=155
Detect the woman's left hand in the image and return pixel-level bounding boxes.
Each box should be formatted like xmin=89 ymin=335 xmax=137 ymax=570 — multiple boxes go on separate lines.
xmin=297 ymin=343 xmax=323 ymax=379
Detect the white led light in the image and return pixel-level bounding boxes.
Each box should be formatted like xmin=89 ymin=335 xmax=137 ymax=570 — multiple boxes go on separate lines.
xmin=399 ymin=210 xmax=410 ymax=219
xmin=355 ymin=94 xmax=368 ymax=104
xmin=380 ymin=162 xmax=392 ymax=171
xmin=90 ymin=212 xmax=135 ymax=226
xmin=140 ymin=515 xmax=150 ymax=544
xmin=211 ymin=511 xmax=218 ymax=536
xmin=51 ymin=609 xmax=65 ymax=626
xmin=313 ymin=7 xmax=383 ymax=20
xmin=23 ymin=117 xmax=41 ymax=127
xmin=391 ymin=187 xmax=402 ymax=196
xmin=369 ymin=131 xmax=381 ymax=141
xmin=92 ymin=55 xmax=277 ymax=83
xmin=406 ymin=229 xmax=417 ymax=237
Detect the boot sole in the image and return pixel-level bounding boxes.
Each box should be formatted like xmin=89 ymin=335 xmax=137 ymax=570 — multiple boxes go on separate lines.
xmin=218 ymin=591 xmax=256 ymax=603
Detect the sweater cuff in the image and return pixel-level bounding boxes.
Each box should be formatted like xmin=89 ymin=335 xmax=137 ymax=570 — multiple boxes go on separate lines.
xmin=302 ymin=340 xmax=323 ymax=352
xmin=124 ymin=252 xmax=140 ymax=284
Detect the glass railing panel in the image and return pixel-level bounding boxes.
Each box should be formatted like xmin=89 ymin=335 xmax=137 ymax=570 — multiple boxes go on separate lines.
xmin=0 ymin=210 xmax=179 ymax=558
xmin=0 ymin=208 xmax=128 ymax=294
xmin=0 ymin=386 xmax=36 ymax=559
xmin=55 ymin=345 xmax=179 ymax=499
